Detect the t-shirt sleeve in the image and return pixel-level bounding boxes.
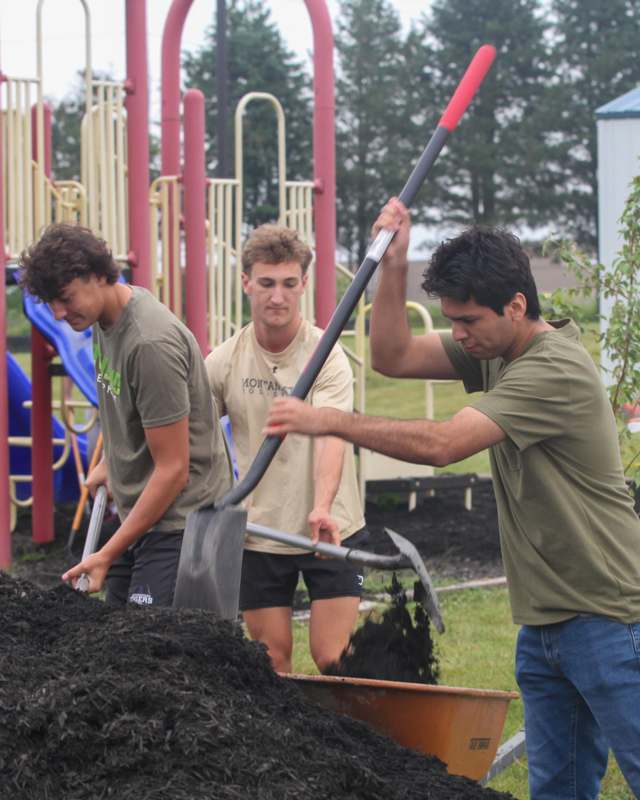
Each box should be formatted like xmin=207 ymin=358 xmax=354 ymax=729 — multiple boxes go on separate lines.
xmin=310 ymin=344 xmax=353 ymax=412
xmin=471 ymin=349 xmax=572 ymax=451
xmin=129 ymin=339 xmax=190 ymax=428
xmin=439 ymin=332 xmax=484 ymax=393
xmin=204 ymin=344 xmax=228 ymax=416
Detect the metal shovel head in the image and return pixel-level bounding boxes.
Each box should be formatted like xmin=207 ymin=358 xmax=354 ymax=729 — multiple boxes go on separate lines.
xmin=384 ymin=527 xmax=445 ymax=634
xmin=173 ymin=505 xmax=247 ymax=619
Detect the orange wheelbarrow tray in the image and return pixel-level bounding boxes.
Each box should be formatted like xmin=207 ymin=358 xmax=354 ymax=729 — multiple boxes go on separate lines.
xmin=287 ymin=673 xmax=519 ymax=782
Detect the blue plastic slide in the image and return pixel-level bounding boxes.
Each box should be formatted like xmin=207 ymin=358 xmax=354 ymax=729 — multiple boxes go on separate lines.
xmin=21 ymin=290 xmax=97 ymax=407
xmin=7 ymin=352 xmax=87 ymax=503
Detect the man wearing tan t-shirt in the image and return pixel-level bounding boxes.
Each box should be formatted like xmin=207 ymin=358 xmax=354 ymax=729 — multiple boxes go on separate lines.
xmin=205 ymin=225 xmax=366 ymax=674
xmin=265 ymin=199 xmax=640 ymax=798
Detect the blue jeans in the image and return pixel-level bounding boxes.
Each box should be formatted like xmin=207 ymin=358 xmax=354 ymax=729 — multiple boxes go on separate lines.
xmin=516 ymin=616 xmax=640 ymax=799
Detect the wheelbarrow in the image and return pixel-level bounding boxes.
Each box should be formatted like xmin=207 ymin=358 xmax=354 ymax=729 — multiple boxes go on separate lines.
xmin=287 ymin=673 xmax=519 ymax=782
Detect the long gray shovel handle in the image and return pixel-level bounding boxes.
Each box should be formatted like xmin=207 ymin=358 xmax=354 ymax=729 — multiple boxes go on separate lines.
xmin=247 ymin=522 xmax=405 ymax=569
xmin=219 ymin=45 xmax=496 ymax=510
xmin=76 ymin=485 xmax=108 ymax=594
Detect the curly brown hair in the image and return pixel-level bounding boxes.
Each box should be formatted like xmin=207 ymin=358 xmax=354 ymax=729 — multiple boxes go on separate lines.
xmin=241 ymin=225 xmax=312 ymax=275
xmin=19 ymin=223 xmax=120 ymax=302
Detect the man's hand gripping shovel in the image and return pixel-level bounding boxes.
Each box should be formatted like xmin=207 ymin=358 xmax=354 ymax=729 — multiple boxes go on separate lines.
xmin=173 ymin=45 xmax=496 ymax=632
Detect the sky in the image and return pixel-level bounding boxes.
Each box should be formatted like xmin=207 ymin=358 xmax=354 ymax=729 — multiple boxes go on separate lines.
xmin=0 ymin=0 xmax=431 ymax=120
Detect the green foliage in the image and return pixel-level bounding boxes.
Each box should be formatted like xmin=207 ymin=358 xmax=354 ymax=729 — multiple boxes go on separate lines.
xmin=547 ymin=0 xmax=640 ymax=247
xmin=545 ymin=174 xmax=640 ymax=476
xmin=411 ymin=0 xmax=552 ymax=228
xmin=182 ymin=0 xmax=312 ymax=228
xmin=334 ymin=0 xmax=411 ymax=265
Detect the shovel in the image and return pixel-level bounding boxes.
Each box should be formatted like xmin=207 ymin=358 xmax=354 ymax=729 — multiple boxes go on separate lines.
xmin=173 ymin=45 xmax=496 ymax=622
xmin=246 ymin=522 xmax=444 ymax=633
xmin=75 ymin=485 xmax=108 ymax=594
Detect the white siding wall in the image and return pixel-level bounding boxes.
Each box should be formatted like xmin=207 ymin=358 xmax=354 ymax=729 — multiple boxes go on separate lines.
xmin=597 ymin=116 xmax=640 ymax=382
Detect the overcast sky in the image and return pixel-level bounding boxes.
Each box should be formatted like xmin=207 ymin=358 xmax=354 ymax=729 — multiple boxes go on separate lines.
xmin=1 ymin=0 xmax=438 ymax=256
xmin=1 ymin=0 xmax=430 ymax=120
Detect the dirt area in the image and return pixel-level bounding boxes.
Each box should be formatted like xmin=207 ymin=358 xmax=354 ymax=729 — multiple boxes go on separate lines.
xmin=1 ymin=572 xmax=516 ymax=799
xmin=364 ymin=477 xmax=503 ymax=583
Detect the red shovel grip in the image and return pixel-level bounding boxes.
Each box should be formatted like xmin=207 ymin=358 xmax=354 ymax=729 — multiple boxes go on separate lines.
xmin=438 ymin=44 xmax=496 ymax=132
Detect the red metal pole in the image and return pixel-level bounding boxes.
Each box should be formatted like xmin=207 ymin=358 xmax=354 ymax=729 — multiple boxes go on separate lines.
xmin=161 ymin=0 xmax=194 ymax=313
xmin=0 ymin=72 xmax=12 ymax=567
xmin=30 ymin=102 xmax=54 ymax=544
xmin=183 ymin=90 xmax=208 ymax=354
xmin=161 ymin=0 xmax=194 ymax=177
xmin=125 ymin=0 xmax=152 ymax=289
xmin=304 ymin=0 xmax=336 ymax=327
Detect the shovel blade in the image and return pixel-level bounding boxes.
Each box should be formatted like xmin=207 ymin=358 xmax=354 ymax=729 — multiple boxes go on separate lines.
xmin=173 ymin=505 xmax=247 ymax=619
xmin=384 ymin=527 xmax=445 ymax=634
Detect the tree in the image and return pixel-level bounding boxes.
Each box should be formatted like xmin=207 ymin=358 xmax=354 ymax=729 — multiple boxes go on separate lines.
xmin=334 ymin=0 xmax=411 ymax=265
xmin=182 ymin=0 xmax=312 ymax=229
xmin=547 ymin=0 xmax=640 ymax=247
xmin=410 ymin=0 xmax=554 ymax=230
xmin=545 ymin=175 xmax=640 ymax=479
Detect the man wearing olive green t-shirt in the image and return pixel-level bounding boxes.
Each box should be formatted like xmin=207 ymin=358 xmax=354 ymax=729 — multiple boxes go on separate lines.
xmin=19 ymin=224 xmax=232 ymax=604
xmin=206 ymin=224 xmax=366 ymax=675
xmin=265 ymin=198 xmax=640 ymax=799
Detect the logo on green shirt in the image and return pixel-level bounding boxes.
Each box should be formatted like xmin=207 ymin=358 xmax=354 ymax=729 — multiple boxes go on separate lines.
xmin=93 ymin=342 xmax=121 ymax=398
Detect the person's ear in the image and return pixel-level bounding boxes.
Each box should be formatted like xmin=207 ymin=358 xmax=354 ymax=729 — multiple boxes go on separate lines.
xmin=508 ymin=292 xmax=527 ymax=322
xmin=241 ymin=270 xmax=251 ymax=295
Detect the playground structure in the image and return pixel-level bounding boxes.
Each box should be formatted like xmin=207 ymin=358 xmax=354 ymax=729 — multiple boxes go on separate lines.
xmin=0 ymin=0 xmax=449 ymax=570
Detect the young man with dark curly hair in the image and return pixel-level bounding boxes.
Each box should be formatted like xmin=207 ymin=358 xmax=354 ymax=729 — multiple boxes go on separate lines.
xmin=264 ymin=198 xmax=640 ymax=797
xmin=20 ymin=223 xmax=232 ymax=605
xmin=205 ymin=224 xmax=366 ymax=674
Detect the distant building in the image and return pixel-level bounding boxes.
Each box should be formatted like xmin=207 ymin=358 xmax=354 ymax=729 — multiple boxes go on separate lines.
xmin=596 ymin=85 xmax=640 ymax=384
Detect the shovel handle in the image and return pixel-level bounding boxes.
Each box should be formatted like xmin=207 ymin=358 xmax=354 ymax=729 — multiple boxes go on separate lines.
xmin=76 ymin=485 xmax=108 ymax=594
xmin=246 ymin=522 xmax=407 ymax=569
xmin=219 ymin=45 xmax=496 ymax=510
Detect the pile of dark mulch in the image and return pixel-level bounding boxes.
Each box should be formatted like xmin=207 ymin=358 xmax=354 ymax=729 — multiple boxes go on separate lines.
xmin=326 ymin=575 xmax=440 ymax=685
xmin=365 ymin=478 xmax=502 ymax=571
xmin=0 ymin=573 xmax=514 ymax=800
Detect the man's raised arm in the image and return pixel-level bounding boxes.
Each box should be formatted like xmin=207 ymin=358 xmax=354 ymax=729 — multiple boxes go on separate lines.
xmin=369 ymin=198 xmax=459 ymax=381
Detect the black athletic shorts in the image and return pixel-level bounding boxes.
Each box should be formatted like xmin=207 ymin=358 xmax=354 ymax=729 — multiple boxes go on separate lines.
xmin=105 ymin=529 xmax=183 ymax=608
xmin=239 ymin=527 xmax=369 ymax=611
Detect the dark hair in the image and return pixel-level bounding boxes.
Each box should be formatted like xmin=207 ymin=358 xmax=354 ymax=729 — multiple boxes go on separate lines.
xmin=19 ymin=223 xmax=120 ymax=302
xmin=422 ymin=227 xmax=541 ymax=319
xmin=242 ymin=224 xmax=313 ymax=275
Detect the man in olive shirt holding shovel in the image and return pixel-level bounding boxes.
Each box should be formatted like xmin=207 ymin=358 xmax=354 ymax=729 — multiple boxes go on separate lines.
xmin=265 ymin=198 xmax=640 ymax=798
xmin=20 ymin=224 xmax=232 ymax=604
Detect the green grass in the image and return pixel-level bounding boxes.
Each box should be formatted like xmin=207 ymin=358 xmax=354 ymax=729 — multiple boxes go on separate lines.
xmin=290 ymin=583 xmax=633 ymax=797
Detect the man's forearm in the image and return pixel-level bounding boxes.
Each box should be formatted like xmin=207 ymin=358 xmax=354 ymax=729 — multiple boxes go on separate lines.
xmin=318 ymin=408 xmax=451 ymax=466
xmin=313 ymin=436 xmax=345 ymax=512
xmin=369 ymin=264 xmax=414 ymax=376
xmin=99 ymin=465 xmax=187 ymax=563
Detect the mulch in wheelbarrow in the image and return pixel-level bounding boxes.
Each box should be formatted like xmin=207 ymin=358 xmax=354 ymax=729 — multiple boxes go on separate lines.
xmin=325 ymin=574 xmax=440 ymax=684
xmin=0 ymin=573 xmax=514 ymax=800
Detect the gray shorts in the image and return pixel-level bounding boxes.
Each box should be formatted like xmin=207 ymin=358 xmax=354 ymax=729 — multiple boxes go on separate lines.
xmin=105 ymin=529 xmax=182 ymax=607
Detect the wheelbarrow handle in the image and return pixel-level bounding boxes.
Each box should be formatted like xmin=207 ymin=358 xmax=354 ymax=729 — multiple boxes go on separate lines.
xmin=76 ymin=485 xmax=108 ymax=594
xmin=246 ymin=522 xmax=407 ymax=570
xmin=218 ymin=45 xmax=496 ymax=511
